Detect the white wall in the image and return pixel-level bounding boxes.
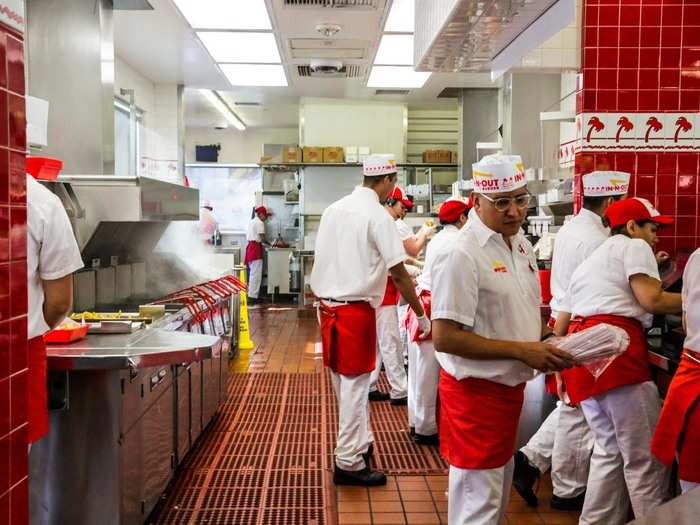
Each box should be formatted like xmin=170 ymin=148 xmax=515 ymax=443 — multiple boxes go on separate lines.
xmin=185 ymin=127 xmax=299 ymax=164
xmin=114 ymin=56 xmax=156 ymax=159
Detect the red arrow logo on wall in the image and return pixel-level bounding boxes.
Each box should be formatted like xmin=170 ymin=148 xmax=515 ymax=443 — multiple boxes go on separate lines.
xmin=644 ymin=116 xmax=663 ymax=142
xmin=615 ymin=116 xmax=634 ymax=142
xmin=586 ymin=116 xmax=605 ymax=141
xmin=674 ymin=117 xmax=692 ymax=142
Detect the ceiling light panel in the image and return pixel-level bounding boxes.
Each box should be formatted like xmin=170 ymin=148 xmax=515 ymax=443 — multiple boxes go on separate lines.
xmin=200 ymin=89 xmax=246 ymax=130
xmin=198 ymin=32 xmax=281 ymax=63
xmin=385 ymin=0 xmax=414 ymax=32
xmin=173 ymin=0 xmax=272 ymax=30
xmin=375 ymin=34 xmax=414 ymax=65
xmin=367 ymin=66 xmax=431 ymax=88
xmin=220 ymin=64 xmax=288 ymax=86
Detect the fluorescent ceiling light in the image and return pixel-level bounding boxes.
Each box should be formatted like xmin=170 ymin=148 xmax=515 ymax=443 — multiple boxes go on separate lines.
xmin=198 ymin=32 xmax=281 ymax=63
xmin=200 ymin=89 xmax=246 ymax=130
xmin=220 ymin=64 xmax=288 ymax=87
xmin=367 ymin=66 xmax=430 ymax=88
xmin=385 ymin=0 xmax=414 ymax=33
xmin=172 ymin=0 xmax=272 ymax=30
xmin=375 ymin=34 xmax=414 ymax=65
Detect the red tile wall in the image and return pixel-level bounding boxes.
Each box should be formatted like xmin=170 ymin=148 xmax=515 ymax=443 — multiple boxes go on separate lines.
xmin=575 ymin=0 xmax=700 ymax=255
xmin=0 ymin=21 xmax=26 ymax=525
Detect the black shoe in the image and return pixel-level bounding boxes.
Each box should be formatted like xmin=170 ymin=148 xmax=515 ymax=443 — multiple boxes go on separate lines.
xmin=512 ymin=451 xmax=541 ymax=507
xmin=333 ymin=466 xmax=387 ymax=486
xmin=369 ymin=390 xmax=390 ymax=402
xmin=390 ymin=396 xmax=408 ymax=406
xmin=362 ymin=443 xmax=374 ymax=466
xmin=409 ymin=426 xmax=415 ymax=436
xmin=551 ymin=493 xmax=585 ymax=511
xmin=414 ymin=433 xmax=440 ymax=446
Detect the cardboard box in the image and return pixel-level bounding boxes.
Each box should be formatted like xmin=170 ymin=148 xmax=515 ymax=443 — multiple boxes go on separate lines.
xmin=323 ymin=147 xmax=345 ymax=163
xmin=423 ymin=149 xmax=453 ymax=164
xmin=358 ymin=146 xmax=370 ymax=162
xmin=302 ymin=147 xmax=324 ymax=163
xmin=345 ymin=146 xmax=358 ymax=163
xmin=282 ymin=146 xmax=301 ymax=163
xmin=451 ymin=151 xmax=458 ymax=164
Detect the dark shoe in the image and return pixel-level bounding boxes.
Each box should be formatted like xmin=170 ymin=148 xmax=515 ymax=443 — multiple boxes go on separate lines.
xmin=550 ymin=493 xmax=585 ymax=511
xmin=414 ymin=433 xmax=440 ymax=446
xmin=409 ymin=426 xmax=415 ymax=436
xmin=512 ymin=450 xmax=541 ymax=507
xmin=390 ymin=396 xmax=408 ymax=406
xmin=369 ymin=390 xmax=390 ymax=402
xmin=333 ymin=466 xmax=387 ymax=486
xmin=362 ymin=443 xmax=374 ymax=466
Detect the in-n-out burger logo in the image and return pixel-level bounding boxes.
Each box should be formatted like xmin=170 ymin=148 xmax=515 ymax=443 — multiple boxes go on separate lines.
xmin=0 ymin=3 xmax=24 ymax=28
xmin=474 ymin=170 xmax=525 ymax=191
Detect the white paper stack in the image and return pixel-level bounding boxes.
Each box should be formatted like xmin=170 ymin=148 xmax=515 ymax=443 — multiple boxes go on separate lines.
xmin=551 ymin=323 xmax=630 ymax=378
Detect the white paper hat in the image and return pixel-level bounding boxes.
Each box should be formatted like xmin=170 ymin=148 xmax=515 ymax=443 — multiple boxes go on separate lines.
xmin=582 ymin=171 xmax=630 ymax=197
xmin=363 ymin=154 xmax=397 ymax=177
xmin=472 ymin=154 xmax=527 ymax=194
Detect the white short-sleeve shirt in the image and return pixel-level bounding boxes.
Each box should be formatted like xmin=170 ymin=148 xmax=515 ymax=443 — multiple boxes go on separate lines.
xmin=395 ymin=218 xmax=414 ymax=241
xmin=310 ymin=186 xmax=406 ymax=308
xmin=27 ymin=175 xmax=84 ymax=338
xmin=416 ymin=224 xmax=460 ymax=293
xmin=549 ymin=208 xmax=609 ymax=318
xmin=431 ymin=210 xmax=541 ymax=386
xmin=682 ymin=248 xmax=700 ymax=352
xmin=564 ymin=235 xmax=660 ymax=328
xmin=246 ymin=216 xmax=266 ymax=242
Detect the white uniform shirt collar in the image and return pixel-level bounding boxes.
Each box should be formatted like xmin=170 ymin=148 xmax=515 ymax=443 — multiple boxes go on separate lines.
xmin=468 ymin=208 xmax=500 ymax=248
xmin=577 ymin=207 xmax=606 ymax=228
xmin=354 ymin=185 xmax=380 ymax=204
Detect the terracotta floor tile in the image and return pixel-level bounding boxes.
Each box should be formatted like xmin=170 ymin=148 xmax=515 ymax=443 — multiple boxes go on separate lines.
xmin=405 ymin=512 xmax=441 ymax=525
xmin=507 ymin=513 xmax=545 ymax=525
xmin=434 ymin=500 xmax=448 ymax=513
xmin=398 ymin=481 xmax=429 ymax=491
xmin=370 ymin=491 xmax=402 ymax=502
xmin=440 ymin=513 xmax=450 ymax=524
xmin=372 ymin=513 xmax=408 ymax=525
xmin=338 ymin=500 xmax=370 ymax=513
xmin=402 ymin=501 xmax=438 ymax=513
xmin=507 ymin=497 xmax=538 ymax=513
xmin=430 ymin=491 xmax=448 ymax=502
xmin=401 ymin=475 xmax=430 ymax=482
xmin=337 ymin=489 xmax=369 ymax=502
xmin=338 ymin=512 xmax=372 ymax=525
xmin=537 ymin=512 xmax=580 ymax=525
xmin=371 ymin=500 xmax=404 ymax=513
xmin=400 ymin=491 xmax=434 ymax=502
xmin=425 ymin=477 xmax=448 ymax=490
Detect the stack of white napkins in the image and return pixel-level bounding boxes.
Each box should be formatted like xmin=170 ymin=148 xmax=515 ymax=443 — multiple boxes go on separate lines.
xmin=551 ymin=324 xmax=630 ymax=378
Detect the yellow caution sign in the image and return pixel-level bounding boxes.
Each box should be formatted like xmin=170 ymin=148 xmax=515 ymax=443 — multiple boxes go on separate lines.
xmin=238 ymin=268 xmax=255 ymax=351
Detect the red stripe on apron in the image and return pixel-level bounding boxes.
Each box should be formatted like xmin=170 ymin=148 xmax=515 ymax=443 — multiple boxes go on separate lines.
xmin=438 ymin=370 xmax=525 ymax=469
xmin=28 ymin=336 xmax=49 ymax=443
xmin=404 ymin=289 xmax=432 ymax=342
xmin=244 ymin=240 xmax=264 ymax=264
xmin=560 ymin=314 xmax=650 ymax=405
xmin=319 ymin=301 xmax=377 ymax=375
xmin=381 ymin=276 xmax=399 ymax=306
xmin=651 ymin=352 xmax=700 ymax=482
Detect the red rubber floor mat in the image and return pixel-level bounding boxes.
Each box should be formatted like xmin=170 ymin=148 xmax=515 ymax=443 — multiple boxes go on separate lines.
xmin=153 ymin=372 xmax=334 ymax=525
xmin=322 ymin=369 xmax=448 ymax=475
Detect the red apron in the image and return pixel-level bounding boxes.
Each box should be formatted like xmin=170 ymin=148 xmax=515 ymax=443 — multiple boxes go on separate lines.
xmin=244 ymin=240 xmax=263 ymax=264
xmin=319 ymin=301 xmax=377 ymax=375
xmin=381 ymin=276 xmax=399 ymax=306
xmin=561 ymin=314 xmax=650 ymax=405
xmin=405 ymin=289 xmax=432 ymax=342
xmin=651 ymin=351 xmax=700 ymax=482
xmin=438 ymin=370 xmax=525 ymax=469
xmin=28 ymin=336 xmax=49 ymax=443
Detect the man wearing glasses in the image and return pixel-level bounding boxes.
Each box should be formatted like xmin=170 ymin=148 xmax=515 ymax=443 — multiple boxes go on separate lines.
xmin=431 ymin=154 xmax=575 ymax=524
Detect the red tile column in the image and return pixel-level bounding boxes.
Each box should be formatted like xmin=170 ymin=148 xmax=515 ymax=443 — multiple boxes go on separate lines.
xmin=0 ymin=13 xmax=27 ymax=525
xmin=575 ymin=0 xmax=700 ymax=255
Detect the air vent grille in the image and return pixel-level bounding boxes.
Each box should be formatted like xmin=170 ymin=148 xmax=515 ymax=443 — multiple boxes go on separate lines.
xmin=297 ymin=65 xmax=363 ymax=78
xmin=375 ymin=89 xmax=410 ymax=95
xmin=284 ymin=0 xmax=378 ymax=8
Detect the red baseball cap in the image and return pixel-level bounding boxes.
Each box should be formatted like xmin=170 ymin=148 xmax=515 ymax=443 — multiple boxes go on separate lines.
xmin=604 ymin=197 xmax=673 ymax=228
xmin=438 ymin=198 xmax=470 ymax=223
xmin=255 ymin=206 xmax=268 ymax=216
xmin=390 ymin=186 xmax=414 ymax=210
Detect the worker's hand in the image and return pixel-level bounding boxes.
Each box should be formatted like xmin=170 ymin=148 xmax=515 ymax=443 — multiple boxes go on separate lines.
xmin=419 ymin=223 xmax=437 ymax=239
xmin=655 ymin=251 xmax=670 ymax=266
xmin=517 ymin=342 xmax=576 ymax=373
xmin=405 ymin=264 xmax=421 ymax=278
xmin=417 ymin=314 xmax=432 ymax=339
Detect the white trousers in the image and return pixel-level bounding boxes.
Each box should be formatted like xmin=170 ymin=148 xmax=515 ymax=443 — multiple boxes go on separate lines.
xmin=448 ymin=459 xmax=514 ymax=525
xmin=407 ymin=340 xmax=419 ymax=428
xmin=370 ymin=305 xmax=408 ymax=399
xmin=331 ymin=371 xmax=374 ymax=471
xmin=579 ymin=381 xmax=669 ymax=525
xmin=411 ymin=340 xmax=440 ymax=435
xmin=520 ymin=402 xmax=593 ymax=498
xmin=680 ymin=480 xmax=699 ymax=493
xmin=247 ymin=259 xmax=263 ymax=299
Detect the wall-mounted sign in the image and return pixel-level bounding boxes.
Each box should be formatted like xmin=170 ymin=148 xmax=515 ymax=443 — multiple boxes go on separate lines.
xmin=0 ymin=1 xmax=24 ymax=34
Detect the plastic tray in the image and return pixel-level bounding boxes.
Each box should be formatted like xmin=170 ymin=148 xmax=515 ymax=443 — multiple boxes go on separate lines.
xmin=27 ymin=157 xmax=63 ymax=181
xmin=44 ymin=325 xmax=89 ymax=344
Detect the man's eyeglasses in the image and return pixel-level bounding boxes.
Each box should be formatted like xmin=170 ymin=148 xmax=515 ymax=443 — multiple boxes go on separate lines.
xmin=480 ymin=192 xmax=532 ymax=212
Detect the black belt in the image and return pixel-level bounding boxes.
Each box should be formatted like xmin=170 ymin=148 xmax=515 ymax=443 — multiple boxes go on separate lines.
xmin=319 ymin=298 xmax=367 ymax=305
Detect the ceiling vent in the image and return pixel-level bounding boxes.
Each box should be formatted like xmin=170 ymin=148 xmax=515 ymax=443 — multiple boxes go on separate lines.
xmin=284 ymin=0 xmax=378 ymax=9
xmin=297 ymin=64 xmax=363 ymax=78
xmin=375 ymin=89 xmax=410 ymax=95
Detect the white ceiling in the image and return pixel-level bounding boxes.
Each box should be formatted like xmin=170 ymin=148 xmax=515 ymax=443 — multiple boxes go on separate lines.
xmin=114 ymin=0 xmax=497 ymax=129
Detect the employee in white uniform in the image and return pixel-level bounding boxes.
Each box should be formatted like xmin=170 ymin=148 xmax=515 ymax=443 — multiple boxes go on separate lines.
xmin=405 ymin=197 xmax=470 ymax=446
xmin=555 ymin=197 xmax=682 ymax=525
xmin=245 ymin=206 xmax=268 ymax=301
xmin=652 ymin=247 xmax=700 ymax=494
xmin=432 ymin=154 xmax=575 ymax=525
xmin=198 ymin=200 xmax=218 ymax=245
xmin=27 ymin=174 xmax=84 ymax=445
xmin=311 ymin=154 xmax=430 ymax=486
xmin=513 ymin=170 xmax=630 ymax=510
